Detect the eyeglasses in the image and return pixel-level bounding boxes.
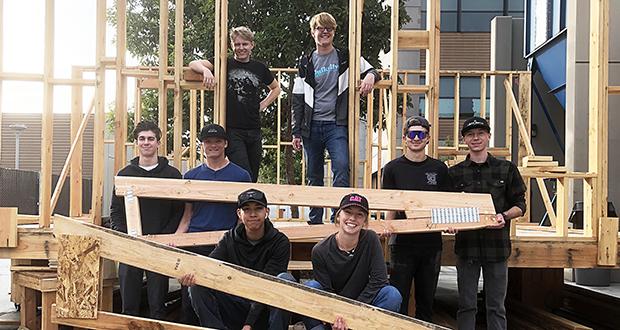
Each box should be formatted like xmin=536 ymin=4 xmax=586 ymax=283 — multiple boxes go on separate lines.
xmin=406 ymin=130 xmax=428 ymax=140
xmin=315 ymin=26 xmax=334 ymax=33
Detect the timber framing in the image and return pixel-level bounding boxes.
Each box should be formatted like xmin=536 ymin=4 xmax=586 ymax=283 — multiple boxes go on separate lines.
xmin=53 ymin=216 xmax=443 ymax=330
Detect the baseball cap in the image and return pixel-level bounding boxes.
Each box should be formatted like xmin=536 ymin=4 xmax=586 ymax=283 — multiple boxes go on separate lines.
xmin=200 ymin=124 xmax=228 ymax=141
xmin=338 ymin=193 xmax=369 ymax=214
xmin=461 ymin=116 xmax=491 ymax=136
xmin=237 ymin=188 xmax=268 ymax=208
xmin=404 ymin=116 xmax=431 ymax=134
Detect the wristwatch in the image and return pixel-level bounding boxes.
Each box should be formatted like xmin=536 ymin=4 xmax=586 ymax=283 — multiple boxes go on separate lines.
xmin=501 ymin=212 xmax=509 ymax=221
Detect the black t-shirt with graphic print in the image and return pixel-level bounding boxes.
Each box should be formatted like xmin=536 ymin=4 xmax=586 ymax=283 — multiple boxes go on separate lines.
xmin=223 ymin=58 xmax=275 ymax=129
xmin=382 ymin=155 xmax=453 ymax=249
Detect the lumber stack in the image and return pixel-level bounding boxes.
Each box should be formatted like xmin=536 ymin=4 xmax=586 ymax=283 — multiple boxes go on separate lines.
xmin=522 ymin=155 xmax=564 ymax=171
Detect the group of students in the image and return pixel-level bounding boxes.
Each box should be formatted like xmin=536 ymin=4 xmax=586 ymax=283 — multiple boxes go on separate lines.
xmin=110 ymin=10 xmax=527 ymax=330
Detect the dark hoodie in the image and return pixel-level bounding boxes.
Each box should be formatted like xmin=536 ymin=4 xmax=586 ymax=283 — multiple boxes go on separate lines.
xmin=110 ymin=156 xmax=184 ymax=234
xmin=209 ymin=218 xmax=291 ymax=329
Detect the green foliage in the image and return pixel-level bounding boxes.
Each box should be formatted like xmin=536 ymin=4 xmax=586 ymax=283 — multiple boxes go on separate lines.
xmin=110 ymin=0 xmax=410 ymax=183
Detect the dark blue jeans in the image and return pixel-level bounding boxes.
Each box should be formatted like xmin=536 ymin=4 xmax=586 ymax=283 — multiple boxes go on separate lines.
xmin=302 ymin=121 xmax=350 ymax=224
xmin=226 ymin=127 xmax=262 ymax=183
xmin=273 ymin=273 xmax=402 ymax=330
xmin=118 ymin=263 xmax=168 ymax=320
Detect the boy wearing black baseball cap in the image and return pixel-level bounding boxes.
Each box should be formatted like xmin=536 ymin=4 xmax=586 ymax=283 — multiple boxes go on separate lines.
xmin=449 ymin=116 xmax=526 ymax=329
xmin=180 ymin=188 xmax=291 ymax=330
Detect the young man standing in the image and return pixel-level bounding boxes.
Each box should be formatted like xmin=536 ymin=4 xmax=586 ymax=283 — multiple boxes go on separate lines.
xmin=449 ymin=116 xmax=526 ymax=330
xmin=189 ymin=26 xmax=281 ymax=183
xmin=381 ymin=116 xmax=452 ymax=321
xmin=110 ymin=121 xmax=184 ymax=320
xmin=175 ymin=123 xmax=251 ymax=324
xmin=291 ymin=12 xmax=380 ymax=224
xmin=179 ymin=189 xmax=291 ymax=330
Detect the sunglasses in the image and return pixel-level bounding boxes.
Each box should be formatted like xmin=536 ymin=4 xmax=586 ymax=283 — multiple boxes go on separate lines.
xmin=406 ymin=130 xmax=428 ymax=140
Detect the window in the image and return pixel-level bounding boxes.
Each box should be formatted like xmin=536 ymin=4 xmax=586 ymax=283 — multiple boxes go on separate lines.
xmin=421 ymin=0 xmax=525 ymax=33
xmin=525 ymin=0 xmax=567 ymax=55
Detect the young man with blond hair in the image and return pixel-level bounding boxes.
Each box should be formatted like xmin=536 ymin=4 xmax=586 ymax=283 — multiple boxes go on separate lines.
xmin=190 ymin=26 xmax=281 ymax=183
xmin=292 ymin=12 xmax=380 ymax=224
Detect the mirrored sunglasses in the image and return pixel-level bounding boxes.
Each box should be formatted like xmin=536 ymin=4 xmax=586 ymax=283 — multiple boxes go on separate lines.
xmin=406 ymin=130 xmax=428 ymax=140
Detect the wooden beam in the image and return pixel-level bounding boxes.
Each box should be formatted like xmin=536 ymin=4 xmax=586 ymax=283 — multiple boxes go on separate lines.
xmin=114 ymin=0 xmax=128 ymax=173
xmin=114 ymin=176 xmax=497 ymax=214
xmin=214 ymin=0 xmax=228 ymax=126
xmin=480 ymin=73 xmax=487 ymax=118
xmin=397 ymin=30 xmax=429 ymax=49
xmin=0 ymin=207 xmax=18 ymax=247
xmin=56 ymin=235 xmax=101 ymax=319
xmin=556 ymin=178 xmax=569 ymax=238
xmin=52 ymin=307 xmax=211 ymax=330
xmin=585 ymin=0 xmax=609 ymax=239
xmin=39 ymin=0 xmax=55 ymax=228
xmin=70 ymin=67 xmax=84 ymax=217
xmin=597 ymin=217 xmax=618 ymax=266
xmin=172 ymin=0 xmax=185 ymax=169
xmin=347 ymin=0 xmax=362 ymax=186
xmin=144 ymin=216 xmax=497 ymax=247
xmin=51 ymin=97 xmax=96 ymax=213
xmin=608 ymin=86 xmax=620 ymax=94
xmin=388 ymin=0 xmax=398 ymax=163
xmin=426 ymin=0 xmax=440 ymax=158
xmin=0 ymin=228 xmax=57 ymax=260
xmin=535 ymin=178 xmax=557 ymax=227
xmin=158 ymin=0 xmax=169 ymax=155
xmin=53 ymin=216 xmax=439 ymax=329
xmin=91 ymin=0 xmax=107 ymax=225
xmin=124 ymin=189 xmax=142 ymax=236
xmin=504 ymin=78 xmax=535 ymax=156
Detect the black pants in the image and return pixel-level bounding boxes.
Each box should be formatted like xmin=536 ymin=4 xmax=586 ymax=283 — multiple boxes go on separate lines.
xmin=226 ymin=128 xmax=262 ymax=182
xmin=389 ymin=247 xmax=441 ymax=322
xmin=180 ymin=245 xmax=215 ymax=325
xmin=118 ymin=263 xmax=168 ymax=320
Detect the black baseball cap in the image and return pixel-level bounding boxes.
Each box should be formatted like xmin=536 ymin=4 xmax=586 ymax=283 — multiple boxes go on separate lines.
xmin=200 ymin=124 xmax=228 ymax=141
xmin=461 ymin=116 xmax=491 ymax=136
xmin=404 ymin=116 xmax=431 ymax=133
xmin=237 ymin=189 xmax=268 ymax=208
xmin=338 ymin=193 xmax=369 ymax=214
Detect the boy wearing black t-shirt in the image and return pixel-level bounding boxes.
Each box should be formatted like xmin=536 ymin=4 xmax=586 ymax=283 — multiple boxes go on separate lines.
xmin=381 ymin=116 xmax=452 ymax=321
xmin=189 ymin=26 xmax=281 ymax=182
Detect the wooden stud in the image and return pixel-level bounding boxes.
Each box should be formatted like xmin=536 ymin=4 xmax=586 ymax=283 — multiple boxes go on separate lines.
xmin=114 ymin=176 xmax=497 ymax=214
xmin=42 ymin=291 xmax=58 ymax=330
xmin=505 ymin=73 xmax=513 ymax=162
xmin=39 ymin=0 xmax=55 ymax=228
xmin=56 ymin=234 xmax=101 ymax=319
xmin=556 ymin=178 xmax=569 ymax=238
xmin=91 ymin=0 xmax=107 ymax=226
xmin=454 ymin=73 xmax=460 ymax=149
xmin=365 ymin=91 xmax=373 ymax=188
xmin=19 ymin=285 xmax=39 ymax=329
xmin=124 ymin=188 xmax=143 ymax=236
xmin=0 ymin=0 xmax=3 ymax=162
xmin=54 ymin=216 xmax=439 ymax=329
xmin=517 ymin=72 xmax=533 ymax=158
xmin=585 ymin=0 xmax=609 ymax=240
xmin=377 ymin=90 xmax=385 ymax=188
xmin=51 ymin=97 xmax=96 ymax=213
xmin=347 ymin=0 xmax=362 ymax=187
xmin=0 ymin=207 xmax=18 ymax=247
xmin=535 ymin=178 xmax=557 ymax=227
xmin=114 ymin=0 xmax=128 ymax=173
xmin=597 ymin=217 xmax=618 ymax=266
xmin=426 ymin=0 xmax=441 ymax=158
xmin=172 ymin=0 xmax=185 ymax=169
xmin=389 ymin=0 xmax=399 ymax=162
xmin=276 ymin=71 xmax=282 ymax=184
xmin=53 ymin=308 xmax=212 ymax=330
xmin=190 ymin=89 xmax=197 ymax=168
xmin=215 ymin=0 xmax=228 ymax=126
xmin=70 ymin=67 xmax=84 ymax=217
xmin=158 ymin=0 xmax=169 ymax=155
xmin=397 ymin=30 xmax=429 ymax=49
xmin=504 ymin=78 xmax=535 ymax=156
xmin=608 ymin=86 xmax=620 ymax=94
xmin=480 ymin=73 xmax=487 ymax=118
xmin=200 ymin=90 xmax=205 ymax=163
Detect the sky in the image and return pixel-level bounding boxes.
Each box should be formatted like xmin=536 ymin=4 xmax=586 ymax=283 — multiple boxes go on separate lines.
xmin=1 ymin=0 xmax=137 ymax=114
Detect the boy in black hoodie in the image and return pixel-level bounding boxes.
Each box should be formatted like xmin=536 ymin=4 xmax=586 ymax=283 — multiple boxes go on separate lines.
xmin=179 ymin=188 xmax=291 ymax=330
xmin=110 ymin=121 xmax=184 ymax=319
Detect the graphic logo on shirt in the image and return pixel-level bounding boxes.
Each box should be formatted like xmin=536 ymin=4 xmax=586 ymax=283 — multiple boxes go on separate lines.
xmin=426 ymin=172 xmax=438 ymax=186
xmin=228 ymin=68 xmax=260 ymax=105
xmin=314 ymin=63 xmax=338 ymax=78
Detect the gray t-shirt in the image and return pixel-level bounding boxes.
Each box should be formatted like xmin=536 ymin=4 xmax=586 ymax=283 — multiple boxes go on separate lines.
xmin=312 ymin=49 xmax=339 ymax=121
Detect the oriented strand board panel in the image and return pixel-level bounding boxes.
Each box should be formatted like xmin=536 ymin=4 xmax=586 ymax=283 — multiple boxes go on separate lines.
xmin=56 ymin=234 xmax=101 ymax=319
xmin=54 ymin=216 xmax=445 ymax=329
xmin=0 ymin=207 xmax=18 ymax=247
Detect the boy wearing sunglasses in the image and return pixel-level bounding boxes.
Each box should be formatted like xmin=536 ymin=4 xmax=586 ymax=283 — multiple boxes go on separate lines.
xmin=381 ymin=116 xmax=452 ymax=321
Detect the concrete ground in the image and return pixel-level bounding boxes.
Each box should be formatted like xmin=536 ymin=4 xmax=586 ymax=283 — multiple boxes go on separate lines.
xmin=0 ymin=259 xmax=18 ymax=330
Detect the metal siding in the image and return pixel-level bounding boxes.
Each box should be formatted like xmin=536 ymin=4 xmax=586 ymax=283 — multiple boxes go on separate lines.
xmin=421 ymin=33 xmax=491 ymax=70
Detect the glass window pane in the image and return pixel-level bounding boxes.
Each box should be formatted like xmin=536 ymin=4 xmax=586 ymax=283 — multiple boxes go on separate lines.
xmin=460 ymin=78 xmax=480 ymax=98
xmin=509 ymin=0 xmax=525 ymax=11
xmin=441 ymin=12 xmax=457 ymax=32
xmin=439 ymin=99 xmax=455 ymax=118
xmin=461 ymin=0 xmax=503 ymax=11
xmin=461 ymin=12 xmax=503 ymax=32
xmin=441 ymin=0 xmax=458 ymax=11
xmin=439 ymin=77 xmax=455 ymax=98
xmin=529 ymin=0 xmax=549 ymax=50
